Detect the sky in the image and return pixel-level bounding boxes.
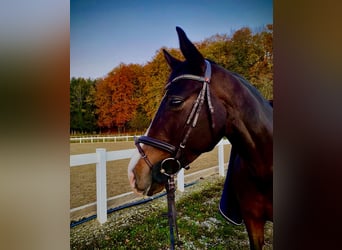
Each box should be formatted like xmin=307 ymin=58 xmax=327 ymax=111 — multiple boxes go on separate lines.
xmin=70 ymin=0 xmax=273 ymax=79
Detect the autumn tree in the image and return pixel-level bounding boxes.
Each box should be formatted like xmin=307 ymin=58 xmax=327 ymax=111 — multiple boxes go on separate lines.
xmin=248 ymin=24 xmax=273 ymax=99
xmin=200 ymin=26 xmax=273 ymax=99
xmin=140 ymin=48 xmax=182 ymax=120
xmin=199 ymin=34 xmax=233 ymax=69
xmin=74 ymin=25 xmax=273 ymax=135
xmin=94 ymin=64 xmax=142 ymax=133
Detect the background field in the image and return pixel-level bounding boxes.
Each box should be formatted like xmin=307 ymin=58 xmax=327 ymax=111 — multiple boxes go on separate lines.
xmin=70 ymin=141 xmax=231 ymax=219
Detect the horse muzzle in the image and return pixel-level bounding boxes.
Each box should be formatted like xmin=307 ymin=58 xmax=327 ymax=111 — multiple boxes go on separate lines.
xmin=128 ymin=155 xmax=168 ymax=196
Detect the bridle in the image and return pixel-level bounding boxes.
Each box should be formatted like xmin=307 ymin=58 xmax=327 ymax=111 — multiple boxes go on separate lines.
xmin=134 ymin=60 xmax=214 ymax=249
xmin=134 ymin=60 xmax=215 ymax=176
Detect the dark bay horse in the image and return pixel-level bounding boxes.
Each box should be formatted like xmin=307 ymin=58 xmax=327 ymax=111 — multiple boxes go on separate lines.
xmin=128 ymin=27 xmax=273 ymax=250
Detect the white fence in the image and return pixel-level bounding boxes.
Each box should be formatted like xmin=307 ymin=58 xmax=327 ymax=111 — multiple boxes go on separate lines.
xmin=70 ymin=135 xmax=137 ymax=143
xmin=70 ymin=138 xmax=230 ymax=224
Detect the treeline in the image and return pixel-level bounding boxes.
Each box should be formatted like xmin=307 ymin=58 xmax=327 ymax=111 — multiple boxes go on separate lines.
xmin=70 ymin=25 xmax=273 ymax=134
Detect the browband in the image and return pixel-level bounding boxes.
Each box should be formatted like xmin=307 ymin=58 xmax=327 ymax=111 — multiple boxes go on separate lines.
xmin=165 ymin=60 xmax=211 ymax=89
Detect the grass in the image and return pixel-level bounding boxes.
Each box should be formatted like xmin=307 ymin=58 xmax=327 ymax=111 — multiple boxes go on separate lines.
xmin=70 ymin=176 xmax=273 ymax=249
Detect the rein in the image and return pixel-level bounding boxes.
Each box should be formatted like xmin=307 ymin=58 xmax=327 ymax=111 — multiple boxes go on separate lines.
xmin=134 ymin=60 xmax=214 ymax=249
xmin=165 ymin=175 xmax=180 ymax=250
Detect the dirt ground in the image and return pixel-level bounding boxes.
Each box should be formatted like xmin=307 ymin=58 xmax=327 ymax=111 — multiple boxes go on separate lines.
xmin=70 ymin=141 xmax=231 ymax=219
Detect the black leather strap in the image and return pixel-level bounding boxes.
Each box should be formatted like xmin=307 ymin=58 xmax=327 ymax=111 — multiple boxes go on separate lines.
xmin=136 ymin=136 xmax=176 ymax=154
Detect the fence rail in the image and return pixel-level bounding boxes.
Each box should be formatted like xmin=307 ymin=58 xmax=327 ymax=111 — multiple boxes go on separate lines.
xmin=70 ymin=135 xmax=139 ymax=143
xmin=70 ymin=138 xmax=230 ymax=224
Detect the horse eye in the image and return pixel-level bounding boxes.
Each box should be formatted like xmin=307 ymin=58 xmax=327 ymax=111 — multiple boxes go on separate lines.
xmin=169 ymin=98 xmax=184 ymax=107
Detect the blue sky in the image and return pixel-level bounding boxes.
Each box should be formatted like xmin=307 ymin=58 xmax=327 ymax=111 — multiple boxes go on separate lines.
xmin=70 ymin=0 xmax=273 ymax=79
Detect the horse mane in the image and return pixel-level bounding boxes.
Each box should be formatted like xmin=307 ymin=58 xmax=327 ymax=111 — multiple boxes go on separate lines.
xmin=206 ymin=59 xmax=271 ymax=110
xmin=232 ymin=72 xmax=269 ymax=105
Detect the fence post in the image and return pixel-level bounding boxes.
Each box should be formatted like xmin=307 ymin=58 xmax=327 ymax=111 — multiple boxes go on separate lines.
xmin=177 ymin=168 xmax=185 ymax=192
xmin=218 ymin=140 xmax=225 ymax=177
xmin=96 ymin=148 xmax=107 ymax=224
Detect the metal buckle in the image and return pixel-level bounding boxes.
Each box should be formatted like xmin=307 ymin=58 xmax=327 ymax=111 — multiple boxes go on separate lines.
xmin=160 ymin=158 xmax=182 ymax=176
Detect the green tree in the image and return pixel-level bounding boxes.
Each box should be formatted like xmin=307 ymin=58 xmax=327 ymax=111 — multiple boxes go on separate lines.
xmin=128 ymin=106 xmax=150 ymax=132
xmin=70 ymin=77 xmax=97 ymax=134
xmin=227 ymin=27 xmax=255 ymax=77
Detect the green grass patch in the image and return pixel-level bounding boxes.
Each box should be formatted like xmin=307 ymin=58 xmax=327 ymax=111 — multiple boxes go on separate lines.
xmin=70 ymin=177 xmax=272 ymax=249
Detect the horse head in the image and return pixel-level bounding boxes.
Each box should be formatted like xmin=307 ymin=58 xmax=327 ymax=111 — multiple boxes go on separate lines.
xmin=128 ymin=27 xmax=227 ymax=196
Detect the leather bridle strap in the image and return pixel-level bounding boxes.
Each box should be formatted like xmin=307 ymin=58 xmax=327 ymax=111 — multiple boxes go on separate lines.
xmin=135 ymin=60 xmax=214 ymax=173
xmin=173 ymin=60 xmax=214 ymax=159
xmin=137 ymin=135 xmax=176 ymax=154
xmin=135 ymin=135 xmax=177 ymax=170
xmin=166 ymin=175 xmax=180 ymax=249
xmin=135 ymin=137 xmax=154 ymax=169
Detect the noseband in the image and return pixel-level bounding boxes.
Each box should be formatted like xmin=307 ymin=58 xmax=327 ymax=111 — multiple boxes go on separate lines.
xmin=135 ymin=60 xmax=215 ymax=176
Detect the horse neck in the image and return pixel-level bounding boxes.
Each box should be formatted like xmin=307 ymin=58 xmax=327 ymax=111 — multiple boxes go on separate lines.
xmin=214 ymin=67 xmax=273 ymax=178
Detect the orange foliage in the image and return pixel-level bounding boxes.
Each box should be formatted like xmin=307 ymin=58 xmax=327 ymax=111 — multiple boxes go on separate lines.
xmin=91 ymin=25 xmax=273 ymax=131
xmin=95 ymin=64 xmax=142 ymax=130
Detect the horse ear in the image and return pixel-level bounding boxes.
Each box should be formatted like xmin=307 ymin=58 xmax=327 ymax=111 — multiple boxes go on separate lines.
xmin=176 ymin=26 xmax=205 ymax=70
xmin=163 ymin=49 xmax=182 ymax=70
